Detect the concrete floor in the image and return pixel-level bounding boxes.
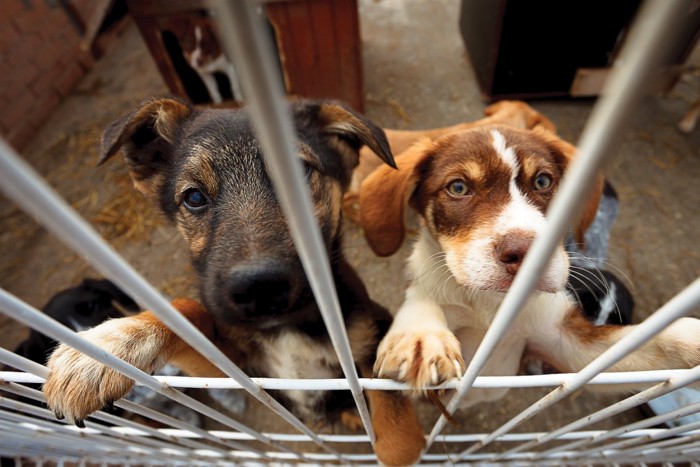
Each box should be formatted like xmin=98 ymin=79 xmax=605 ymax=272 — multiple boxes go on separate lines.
xmin=2 ymin=0 xmax=699 ymax=461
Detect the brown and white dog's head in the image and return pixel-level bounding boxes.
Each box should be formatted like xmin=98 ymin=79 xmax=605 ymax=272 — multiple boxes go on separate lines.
xmin=175 ymin=19 xmax=223 ymax=69
xmin=98 ymin=96 xmax=394 ymax=327
xmin=360 ymin=125 xmax=603 ymax=294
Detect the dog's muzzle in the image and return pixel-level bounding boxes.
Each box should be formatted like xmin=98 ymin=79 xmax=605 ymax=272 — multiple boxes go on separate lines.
xmin=226 ymin=262 xmax=298 ymax=317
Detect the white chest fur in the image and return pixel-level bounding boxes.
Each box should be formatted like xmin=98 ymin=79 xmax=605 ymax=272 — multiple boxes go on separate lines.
xmin=262 ymin=330 xmax=340 ymax=420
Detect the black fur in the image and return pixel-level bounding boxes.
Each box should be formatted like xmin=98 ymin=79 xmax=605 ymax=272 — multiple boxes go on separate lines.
xmin=13 ymin=279 xmax=139 ymax=365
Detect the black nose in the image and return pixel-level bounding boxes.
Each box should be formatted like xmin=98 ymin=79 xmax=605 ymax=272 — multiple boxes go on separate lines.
xmin=227 ymin=263 xmax=295 ymax=315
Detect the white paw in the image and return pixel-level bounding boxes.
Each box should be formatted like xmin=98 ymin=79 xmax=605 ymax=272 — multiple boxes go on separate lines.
xmin=43 ymin=319 xmax=164 ymax=425
xmin=659 ymin=317 xmax=700 ymax=368
xmin=374 ymin=330 xmax=464 ymax=389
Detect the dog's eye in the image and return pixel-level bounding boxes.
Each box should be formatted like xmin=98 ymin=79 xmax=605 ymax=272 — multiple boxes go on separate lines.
xmin=183 ymin=188 xmax=209 ymax=211
xmin=534 ymin=173 xmax=553 ymax=191
xmin=302 ymin=161 xmax=314 ymax=179
xmin=446 ymin=179 xmax=470 ymax=197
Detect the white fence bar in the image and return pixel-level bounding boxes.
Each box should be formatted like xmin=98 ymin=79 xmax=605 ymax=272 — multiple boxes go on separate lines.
xmin=519 ymin=365 xmax=700 ymax=457
xmin=0 ymin=288 xmax=292 ymax=460
xmin=474 ymin=279 xmax=700 ymax=461
xmin=207 ymin=0 xmax=376 ymax=443
xmin=0 ymin=381 xmax=239 ymax=457
xmin=0 ymin=136 xmax=348 ymax=460
xmin=65 ymin=426 xmax=693 ymax=445
xmin=4 ymin=368 xmax=696 ymax=390
xmin=570 ymin=419 xmax=700 ymax=458
xmin=437 ymin=0 xmax=694 ymax=457
xmin=0 ymin=417 xmax=182 ymax=465
xmin=0 ymin=400 xmax=207 ymax=461
xmin=0 ymin=348 xmax=265 ymax=455
xmin=426 ymin=0 xmax=689 ymax=452
xmin=537 ymin=398 xmax=700 ymax=456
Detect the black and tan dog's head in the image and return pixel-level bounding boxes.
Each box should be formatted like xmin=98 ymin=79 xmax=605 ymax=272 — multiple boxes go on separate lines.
xmin=360 ymin=125 xmax=604 ymax=294
xmin=99 ymin=96 xmax=394 ymax=327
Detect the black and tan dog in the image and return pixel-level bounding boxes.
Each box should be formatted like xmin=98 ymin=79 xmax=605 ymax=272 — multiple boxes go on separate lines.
xmin=42 ymin=97 xmax=424 ymax=465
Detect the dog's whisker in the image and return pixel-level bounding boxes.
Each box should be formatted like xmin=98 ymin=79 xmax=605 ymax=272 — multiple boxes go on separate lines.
xmin=568 ymin=267 xmax=610 ymax=297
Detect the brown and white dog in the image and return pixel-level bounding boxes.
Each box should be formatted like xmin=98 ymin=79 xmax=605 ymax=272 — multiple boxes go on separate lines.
xmin=177 ymin=19 xmax=243 ymax=103
xmin=357 ymin=106 xmax=700 ymax=408
xmin=42 ymin=97 xmax=424 ymax=466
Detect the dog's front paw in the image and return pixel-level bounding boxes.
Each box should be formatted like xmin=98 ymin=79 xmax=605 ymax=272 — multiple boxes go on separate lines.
xmin=659 ymin=317 xmax=700 ymax=367
xmin=43 ymin=319 xmax=165 ymax=426
xmin=374 ymin=330 xmax=464 ymax=389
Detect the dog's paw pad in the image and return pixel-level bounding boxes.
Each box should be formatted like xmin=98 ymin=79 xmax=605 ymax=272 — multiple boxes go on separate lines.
xmin=374 ymin=330 xmax=464 ymax=389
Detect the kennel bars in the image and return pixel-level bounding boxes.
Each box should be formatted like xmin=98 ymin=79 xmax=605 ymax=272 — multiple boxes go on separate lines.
xmin=1 ymin=0 xmax=700 ymax=465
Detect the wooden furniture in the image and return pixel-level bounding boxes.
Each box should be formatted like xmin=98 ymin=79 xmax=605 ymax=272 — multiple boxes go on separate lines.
xmin=125 ymin=0 xmax=364 ymax=111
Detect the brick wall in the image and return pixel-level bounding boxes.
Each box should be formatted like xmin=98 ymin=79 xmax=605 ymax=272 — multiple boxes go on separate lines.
xmin=0 ymin=0 xmax=98 ymax=150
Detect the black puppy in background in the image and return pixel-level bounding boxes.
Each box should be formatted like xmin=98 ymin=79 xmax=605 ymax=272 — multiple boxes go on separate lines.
xmin=11 ymin=279 xmax=221 ymax=427
xmin=14 ymin=278 xmax=139 ymax=365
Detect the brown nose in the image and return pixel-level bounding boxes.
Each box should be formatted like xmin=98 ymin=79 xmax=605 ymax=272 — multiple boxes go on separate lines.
xmin=495 ymin=232 xmax=534 ymax=276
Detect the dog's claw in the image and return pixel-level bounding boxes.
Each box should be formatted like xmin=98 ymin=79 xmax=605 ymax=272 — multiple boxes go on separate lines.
xmin=374 ymin=330 xmax=463 ymax=389
xmin=75 ymin=419 xmax=85 ymax=429
xmin=430 ymin=362 xmax=440 ymax=385
xmin=54 ymin=410 xmax=64 ymax=420
xmin=397 ymin=360 xmax=409 ymax=381
xmin=453 ymin=359 xmax=464 ymax=378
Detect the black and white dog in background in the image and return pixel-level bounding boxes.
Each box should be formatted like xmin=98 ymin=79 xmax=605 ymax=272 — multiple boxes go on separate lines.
xmin=565 ymin=181 xmax=634 ymax=327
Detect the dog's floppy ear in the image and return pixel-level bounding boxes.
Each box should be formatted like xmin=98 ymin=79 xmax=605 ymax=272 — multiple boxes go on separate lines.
xmin=98 ymin=97 xmax=193 ymax=198
xmin=360 ymin=139 xmax=433 ymax=257
xmin=315 ymin=101 xmax=396 ymax=170
xmin=484 ymin=100 xmax=557 ymax=133
xmin=534 ymin=127 xmax=604 ymax=246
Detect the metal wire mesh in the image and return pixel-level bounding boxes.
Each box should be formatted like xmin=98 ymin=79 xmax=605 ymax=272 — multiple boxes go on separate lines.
xmin=1 ymin=0 xmax=699 ymax=465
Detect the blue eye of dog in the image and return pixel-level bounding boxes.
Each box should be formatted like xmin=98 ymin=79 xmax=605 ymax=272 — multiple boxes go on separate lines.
xmin=447 ymin=179 xmax=470 ymax=197
xmin=534 ymin=173 xmax=553 ymax=191
xmin=183 ymin=188 xmax=209 ymax=210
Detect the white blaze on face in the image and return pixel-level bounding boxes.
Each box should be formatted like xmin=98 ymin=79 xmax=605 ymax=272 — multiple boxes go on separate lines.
xmin=188 ymin=26 xmax=203 ymax=68
xmin=444 ymin=129 xmax=569 ymax=292
xmin=490 ymin=129 xmax=547 ymax=237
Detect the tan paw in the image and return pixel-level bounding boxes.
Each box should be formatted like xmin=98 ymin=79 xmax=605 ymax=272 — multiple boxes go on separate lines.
xmin=374 ymin=330 xmax=464 ymax=389
xmin=43 ymin=318 xmax=164 ymax=426
xmin=659 ymin=317 xmax=700 ymax=367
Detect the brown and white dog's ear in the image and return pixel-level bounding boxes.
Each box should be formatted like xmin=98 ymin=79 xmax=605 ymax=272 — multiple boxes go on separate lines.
xmin=98 ymin=97 xmax=193 ymax=199
xmin=313 ymin=101 xmax=396 ymax=170
xmin=534 ymin=127 xmax=604 ymax=246
xmin=484 ymin=100 xmax=558 ymax=133
xmin=359 ymin=139 xmax=433 ymax=257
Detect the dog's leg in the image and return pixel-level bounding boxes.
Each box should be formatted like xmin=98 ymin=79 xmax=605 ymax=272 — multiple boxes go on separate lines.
xmin=527 ymin=305 xmax=700 ymax=380
xmin=360 ymin=363 xmax=425 ymax=466
xmin=43 ymin=299 xmax=223 ymax=424
xmin=374 ymin=289 xmax=465 ymax=389
xmin=226 ymin=63 xmax=244 ymax=101
xmin=198 ymin=71 xmax=223 ymax=104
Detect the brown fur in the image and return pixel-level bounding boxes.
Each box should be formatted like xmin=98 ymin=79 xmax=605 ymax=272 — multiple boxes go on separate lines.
xmin=360 ymin=125 xmax=603 ymax=258
xmin=343 ymin=100 xmax=558 ymax=222
xmin=43 ymin=97 xmax=424 ymax=465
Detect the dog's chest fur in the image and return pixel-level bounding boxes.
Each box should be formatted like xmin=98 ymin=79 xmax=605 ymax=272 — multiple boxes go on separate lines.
xmin=219 ymin=325 xmax=340 ymax=420
xmin=263 ymin=330 xmax=340 ymax=419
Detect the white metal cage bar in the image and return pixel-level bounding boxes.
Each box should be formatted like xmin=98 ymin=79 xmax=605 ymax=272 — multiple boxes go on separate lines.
xmin=209 ymin=0 xmax=376 ymax=443
xmin=0 ymin=348 xmax=265 ymax=456
xmin=427 ymin=0 xmax=694 ymax=456
xmin=0 ymin=0 xmax=699 ymax=464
